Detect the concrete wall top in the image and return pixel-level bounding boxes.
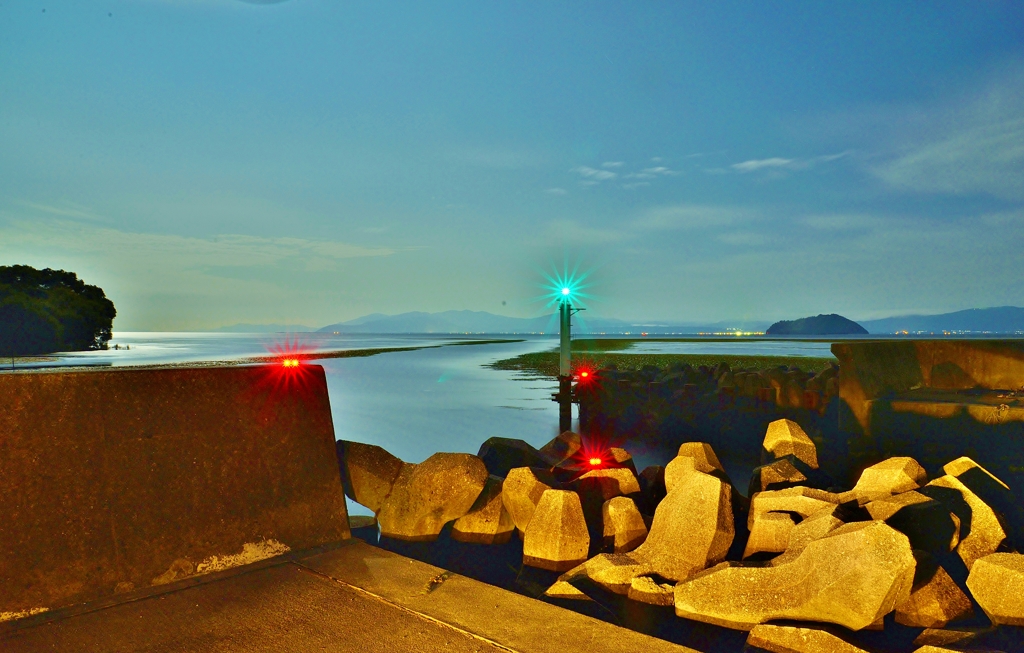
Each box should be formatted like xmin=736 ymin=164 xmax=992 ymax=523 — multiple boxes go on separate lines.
xmin=0 ymin=364 xmax=349 ymax=620
xmin=831 ymin=339 xmax=1024 ymax=434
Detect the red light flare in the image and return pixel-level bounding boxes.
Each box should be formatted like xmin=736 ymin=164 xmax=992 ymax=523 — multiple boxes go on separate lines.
xmin=238 ymin=336 xmax=323 ymax=424
xmin=572 ymin=359 xmax=599 ymax=386
xmin=560 ymin=432 xmax=628 ymax=480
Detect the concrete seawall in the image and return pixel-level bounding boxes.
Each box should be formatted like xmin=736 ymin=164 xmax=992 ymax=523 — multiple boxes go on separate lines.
xmin=0 ymin=364 xmax=350 ymax=620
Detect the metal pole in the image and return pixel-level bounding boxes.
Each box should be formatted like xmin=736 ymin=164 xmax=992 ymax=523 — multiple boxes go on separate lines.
xmin=559 ymin=299 xmax=571 ymax=378
xmin=558 ymin=299 xmax=572 ymax=433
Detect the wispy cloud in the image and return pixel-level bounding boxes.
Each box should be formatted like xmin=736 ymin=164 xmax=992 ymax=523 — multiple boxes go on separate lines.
xmin=572 ymin=166 xmax=617 ymax=181
xmin=641 ymin=166 xmax=678 ymax=176
xmin=731 ymin=157 xmax=795 ymax=172
xmin=0 ymin=217 xmax=394 ymax=280
xmin=601 ymin=161 xmax=624 ymax=168
xmin=545 ymin=187 xmax=568 ymax=195
xmin=728 ymin=152 xmax=850 ymax=174
xmin=18 ymin=200 xmax=110 ymax=223
xmin=871 ymin=95 xmax=1024 ymax=200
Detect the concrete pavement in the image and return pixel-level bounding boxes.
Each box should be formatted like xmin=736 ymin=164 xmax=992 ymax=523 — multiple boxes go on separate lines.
xmin=1 ymin=539 xmax=699 ymax=653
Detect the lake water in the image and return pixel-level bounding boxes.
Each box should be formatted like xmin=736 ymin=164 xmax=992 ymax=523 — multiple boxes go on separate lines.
xmin=12 ymin=332 xmax=846 ymax=516
xmin=626 ymin=338 xmax=835 ymax=357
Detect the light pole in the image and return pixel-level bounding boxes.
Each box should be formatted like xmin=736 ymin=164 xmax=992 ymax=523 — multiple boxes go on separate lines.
xmin=556 ymin=287 xmax=583 ymax=433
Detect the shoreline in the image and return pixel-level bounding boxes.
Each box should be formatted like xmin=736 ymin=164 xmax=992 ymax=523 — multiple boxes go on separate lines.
xmin=0 ymin=339 xmax=527 ymax=374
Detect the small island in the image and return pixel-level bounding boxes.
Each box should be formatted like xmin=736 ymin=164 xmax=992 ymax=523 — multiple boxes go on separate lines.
xmin=766 ymin=313 xmax=867 ymax=336
xmin=0 ymin=265 xmax=116 ymax=356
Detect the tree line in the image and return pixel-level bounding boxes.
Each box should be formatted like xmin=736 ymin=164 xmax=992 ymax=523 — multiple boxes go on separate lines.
xmin=0 ymin=265 xmax=116 ymax=356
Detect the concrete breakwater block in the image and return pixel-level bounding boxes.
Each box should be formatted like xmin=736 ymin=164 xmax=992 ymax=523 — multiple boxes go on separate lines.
xmin=376 ymin=453 xmax=488 ymax=542
xmin=0 ymin=365 xmax=349 ymax=622
xmin=674 ymin=521 xmax=916 ymax=631
xmin=522 ymin=489 xmax=590 ymax=571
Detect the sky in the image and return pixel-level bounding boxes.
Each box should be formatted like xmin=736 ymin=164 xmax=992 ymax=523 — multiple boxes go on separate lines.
xmin=1 ymin=1 xmax=1022 ymax=330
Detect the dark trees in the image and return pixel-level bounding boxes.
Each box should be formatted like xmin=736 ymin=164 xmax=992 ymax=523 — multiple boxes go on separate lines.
xmin=0 ymin=265 xmax=116 ymax=356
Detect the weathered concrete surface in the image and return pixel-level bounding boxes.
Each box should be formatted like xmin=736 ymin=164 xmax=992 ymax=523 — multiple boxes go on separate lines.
xmin=747 ymin=624 xmax=869 ymax=653
xmin=0 ymin=365 xmax=349 ymax=620
xmin=306 ymin=540 xmax=698 ymax=653
xmin=832 ymin=340 xmax=1024 ymax=436
xmin=966 ymin=552 xmax=1024 ymax=626
xmin=550 ymin=552 xmax=651 ymax=596
xmin=748 ymin=487 xmax=841 ymax=528
xmin=522 ymin=489 xmax=590 ymax=571
xmin=501 ymin=467 xmax=562 ymax=535
xmin=633 ymin=470 xmax=734 ymax=581
xmin=376 ymin=453 xmax=488 ymax=542
xmin=628 ymin=575 xmax=675 ymax=606
xmin=743 ymin=512 xmax=796 ymax=559
xmin=1 ymin=539 xmax=698 ymax=653
xmin=675 ymin=521 xmax=915 ymax=631
xmin=848 ymin=456 xmax=928 ymax=504
xmin=602 ymin=496 xmax=648 ymax=553
xmin=451 ymin=475 xmax=515 ymax=545
xmin=762 ymin=419 xmax=819 ymax=469
xmin=895 ymin=558 xmax=973 ymax=628
xmin=336 ymin=440 xmax=404 ymax=512
xmin=538 ymin=430 xmax=582 ymax=467
xmin=477 ymin=437 xmax=550 ymax=478
xmin=665 ymin=442 xmax=725 ymax=493
xmin=924 ymin=475 xmax=1007 ymax=569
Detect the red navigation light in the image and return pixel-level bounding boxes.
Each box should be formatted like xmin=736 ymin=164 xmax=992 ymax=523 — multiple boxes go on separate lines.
xmin=282 ymin=358 xmax=300 ymax=368
xmin=574 ymin=362 xmax=596 ymax=384
xmin=588 ymin=457 xmax=602 ymax=467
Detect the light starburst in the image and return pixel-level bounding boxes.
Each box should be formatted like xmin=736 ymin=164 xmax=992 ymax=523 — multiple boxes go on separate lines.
xmin=535 ymin=261 xmax=594 ymax=310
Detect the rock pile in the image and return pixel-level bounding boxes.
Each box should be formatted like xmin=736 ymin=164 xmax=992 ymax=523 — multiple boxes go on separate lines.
xmin=578 ymin=360 xmax=841 ymax=421
xmin=337 ymin=417 xmax=1024 ymax=649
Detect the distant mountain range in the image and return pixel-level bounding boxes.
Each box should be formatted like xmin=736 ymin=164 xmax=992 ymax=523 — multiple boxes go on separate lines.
xmin=208 ymin=306 xmax=1024 ymax=335
xmin=859 ymin=306 xmax=1024 ymax=334
xmin=316 ymin=310 xmax=771 ymax=334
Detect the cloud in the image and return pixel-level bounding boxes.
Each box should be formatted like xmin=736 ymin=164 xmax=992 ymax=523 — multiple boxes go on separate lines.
xmin=871 ymin=109 xmax=1024 ymax=199
xmin=640 ymin=166 xmax=678 ymax=176
xmin=18 ymin=200 xmax=110 ymax=223
xmin=601 ymin=161 xmax=624 ymax=168
xmin=0 ymin=217 xmax=394 ymax=284
xmin=731 ymin=157 xmax=795 ymax=172
xmin=806 ymin=64 xmax=1024 ymax=200
xmin=625 ymin=172 xmax=655 ymax=179
xmin=572 ymin=166 xmax=617 ymax=181
xmin=545 ymin=187 xmax=568 ymax=195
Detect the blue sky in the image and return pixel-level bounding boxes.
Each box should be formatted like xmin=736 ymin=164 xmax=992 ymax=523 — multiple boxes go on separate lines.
xmin=1 ymin=1 xmax=1022 ymax=330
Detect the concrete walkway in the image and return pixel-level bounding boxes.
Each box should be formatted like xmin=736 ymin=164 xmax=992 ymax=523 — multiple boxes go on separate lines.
xmin=1 ymin=539 xmax=698 ymax=653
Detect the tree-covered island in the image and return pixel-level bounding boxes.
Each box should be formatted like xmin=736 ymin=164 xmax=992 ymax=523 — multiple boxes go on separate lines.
xmin=0 ymin=265 xmax=116 ymax=356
